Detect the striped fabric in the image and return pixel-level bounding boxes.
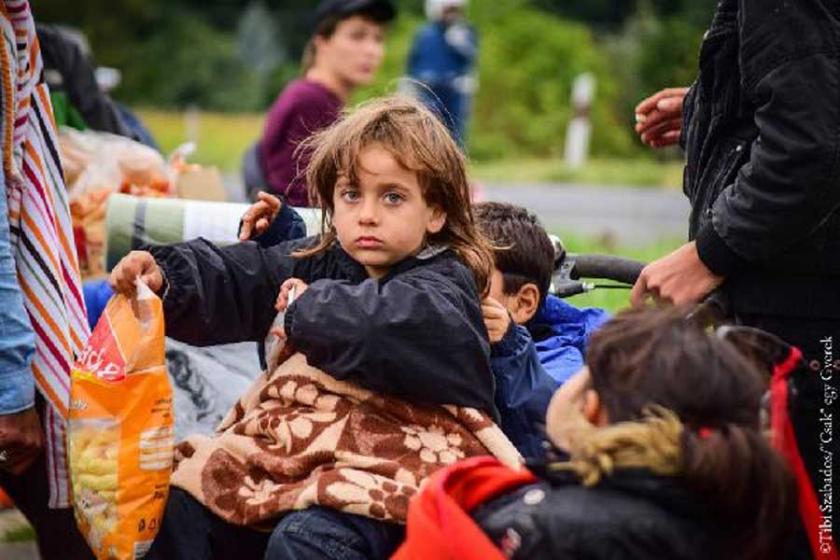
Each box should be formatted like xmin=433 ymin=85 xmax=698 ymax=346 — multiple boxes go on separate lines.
xmin=1 ymin=0 xmax=89 ymax=508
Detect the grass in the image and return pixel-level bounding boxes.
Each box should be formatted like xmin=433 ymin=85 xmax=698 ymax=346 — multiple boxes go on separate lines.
xmin=471 ymin=156 xmax=684 ymax=188
xmin=2 ymin=523 xmax=35 ymax=543
xmin=136 ymin=109 xmax=264 ymax=172
xmin=136 ymin=109 xmax=684 ymax=187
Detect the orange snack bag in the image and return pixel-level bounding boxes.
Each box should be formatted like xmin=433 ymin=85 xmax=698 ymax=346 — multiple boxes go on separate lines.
xmin=69 ymin=280 xmax=173 ymax=559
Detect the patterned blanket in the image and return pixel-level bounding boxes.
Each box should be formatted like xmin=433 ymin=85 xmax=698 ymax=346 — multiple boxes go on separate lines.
xmin=171 ymin=351 xmax=521 ymax=527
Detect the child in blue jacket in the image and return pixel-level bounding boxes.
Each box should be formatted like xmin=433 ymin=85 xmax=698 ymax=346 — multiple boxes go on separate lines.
xmin=475 ymin=202 xmax=609 ymax=458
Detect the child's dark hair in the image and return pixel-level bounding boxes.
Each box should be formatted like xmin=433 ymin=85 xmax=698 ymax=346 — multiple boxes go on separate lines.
xmin=567 ymin=307 xmax=796 ymax=559
xmin=297 ymin=96 xmax=493 ymax=293
xmin=472 ymin=202 xmax=554 ymax=301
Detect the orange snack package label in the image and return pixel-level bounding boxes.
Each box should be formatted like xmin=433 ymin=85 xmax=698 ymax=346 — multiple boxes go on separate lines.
xmin=69 ymin=280 xmax=173 ymax=559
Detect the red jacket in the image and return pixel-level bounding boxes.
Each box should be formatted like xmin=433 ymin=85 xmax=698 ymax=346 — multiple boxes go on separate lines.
xmin=393 ymin=456 xmax=535 ymax=560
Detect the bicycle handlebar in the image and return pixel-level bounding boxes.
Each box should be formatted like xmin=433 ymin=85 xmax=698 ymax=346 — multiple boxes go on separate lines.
xmin=567 ymin=254 xmax=646 ymax=285
xmin=551 ymin=253 xmax=646 ymax=299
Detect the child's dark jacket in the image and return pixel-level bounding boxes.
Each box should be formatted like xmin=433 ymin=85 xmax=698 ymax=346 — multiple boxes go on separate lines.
xmin=148 ymin=236 xmax=497 ymax=417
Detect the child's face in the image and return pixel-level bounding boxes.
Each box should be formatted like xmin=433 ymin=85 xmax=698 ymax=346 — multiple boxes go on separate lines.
xmin=545 ymin=367 xmax=605 ymax=450
xmin=332 ymin=144 xmax=446 ymax=278
xmin=488 ymin=268 xmax=541 ymax=324
xmin=317 ymin=16 xmax=385 ymax=88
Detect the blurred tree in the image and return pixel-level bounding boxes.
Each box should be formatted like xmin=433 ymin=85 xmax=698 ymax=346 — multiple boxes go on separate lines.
xmin=531 ymin=0 xmax=634 ymax=28
xmin=30 ymin=0 xmax=715 ymax=158
xmin=528 ymin=0 xmax=717 ymax=29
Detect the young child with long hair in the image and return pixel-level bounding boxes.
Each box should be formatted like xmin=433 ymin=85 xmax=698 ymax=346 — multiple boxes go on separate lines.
xmin=109 ymin=96 xmax=518 ymax=559
xmin=397 ymin=307 xmax=798 ymax=560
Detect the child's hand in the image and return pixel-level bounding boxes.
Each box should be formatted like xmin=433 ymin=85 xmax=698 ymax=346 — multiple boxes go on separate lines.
xmin=482 ymin=297 xmax=512 ymax=343
xmin=275 ymin=278 xmax=308 ymax=312
xmin=239 ymin=191 xmax=282 ymax=241
xmin=109 ymin=251 xmax=163 ymax=295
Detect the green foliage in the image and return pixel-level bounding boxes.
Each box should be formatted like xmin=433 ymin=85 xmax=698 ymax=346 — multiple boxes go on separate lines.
xmin=118 ymin=18 xmax=265 ymax=111
xmin=471 ymin=3 xmax=634 ymax=160
xmin=353 ymin=1 xmax=637 ymax=160
xmin=637 ymin=17 xmax=703 ymax=98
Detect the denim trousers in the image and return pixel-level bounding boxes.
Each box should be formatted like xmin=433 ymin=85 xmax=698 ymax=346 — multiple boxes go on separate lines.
xmin=147 ymin=487 xmax=404 ymax=560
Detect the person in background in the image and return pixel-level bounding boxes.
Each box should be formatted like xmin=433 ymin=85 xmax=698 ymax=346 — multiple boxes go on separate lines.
xmin=406 ymin=0 xmax=477 ymax=147
xmin=242 ymin=0 xmax=395 ymax=205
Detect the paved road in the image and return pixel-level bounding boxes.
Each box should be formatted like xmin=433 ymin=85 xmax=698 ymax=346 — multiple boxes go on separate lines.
xmin=481 ymin=183 xmax=689 ymax=246
xmin=224 ymin=176 xmax=690 ymax=246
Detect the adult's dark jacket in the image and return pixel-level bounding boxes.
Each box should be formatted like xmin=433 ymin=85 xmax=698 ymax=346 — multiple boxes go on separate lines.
xmin=683 ymin=0 xmax=840 ymax=318
xmin=473 ymin=466 xmax=721 ymax=560
xmin=147 ymin=236 xmax=497 ymax=417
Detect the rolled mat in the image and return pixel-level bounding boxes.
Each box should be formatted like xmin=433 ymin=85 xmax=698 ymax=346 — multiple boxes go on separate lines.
xmin=105 ymin=194 xmax=321 ymax=271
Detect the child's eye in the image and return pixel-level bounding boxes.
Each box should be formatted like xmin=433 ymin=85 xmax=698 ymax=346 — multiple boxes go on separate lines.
xmin=383 ymin=192 xmax=405 ymax=205
xmin=340 ymin=189 xmax=360 ymax=202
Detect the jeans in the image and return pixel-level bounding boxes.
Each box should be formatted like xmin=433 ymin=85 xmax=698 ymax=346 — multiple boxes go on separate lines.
xmin=147 ymin=488 xmax=405 ymax=560
xmin=0 ymin=167 xmax=36 ymax=414
xmin=265 ymin=505 xmax=404 ymax=560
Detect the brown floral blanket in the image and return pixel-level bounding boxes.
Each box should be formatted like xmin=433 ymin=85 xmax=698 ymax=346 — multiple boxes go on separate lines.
xmin=170 ymin=352 xmax=521 ymax=527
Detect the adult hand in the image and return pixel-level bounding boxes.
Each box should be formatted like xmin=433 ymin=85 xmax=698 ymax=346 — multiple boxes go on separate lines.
xmin=630 ymin=242 xmax=724 ymax=307
xmin=634 ymin=87 xmax=689 ymax=149
xmin=108 ymin=251 xmax=163 ymax=296
xmin=482 ymin=297 xmax=512 ymax=343
xmin=0 ymin=407 xmax=43 ymax=475
xmin=239 ymin=192 xmax=282 ymax=241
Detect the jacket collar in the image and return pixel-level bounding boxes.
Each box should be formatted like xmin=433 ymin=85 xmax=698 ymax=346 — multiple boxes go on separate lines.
xmin=329 ymin=242 xmax=452 ymax=282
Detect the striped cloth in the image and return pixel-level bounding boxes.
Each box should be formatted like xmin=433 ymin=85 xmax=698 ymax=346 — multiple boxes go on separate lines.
xmin=1 ymin=0 xmax=89 ymax=508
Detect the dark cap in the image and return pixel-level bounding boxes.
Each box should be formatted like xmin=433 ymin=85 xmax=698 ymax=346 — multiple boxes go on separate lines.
xmin=313 ymin=0 xmax=397 ymax=29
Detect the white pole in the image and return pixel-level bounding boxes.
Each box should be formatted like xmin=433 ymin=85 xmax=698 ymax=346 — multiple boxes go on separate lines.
xmin=185 ymin=104 xmax=201 ymax=147
xmin=565 ymin=73 xmax=596 ymax=170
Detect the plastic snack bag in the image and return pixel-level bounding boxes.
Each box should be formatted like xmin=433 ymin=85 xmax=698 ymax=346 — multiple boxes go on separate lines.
xmin=69 ymin=279 xmax=173 ymax=559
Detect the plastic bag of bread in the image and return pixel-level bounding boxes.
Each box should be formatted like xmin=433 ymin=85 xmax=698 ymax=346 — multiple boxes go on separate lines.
xmin=69 ymin=279 xmax=173 ymax=559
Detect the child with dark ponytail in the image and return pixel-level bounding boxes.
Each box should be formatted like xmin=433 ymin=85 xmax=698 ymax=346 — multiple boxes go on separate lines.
xmin=396 ymin=307 xmax=798 ymax=560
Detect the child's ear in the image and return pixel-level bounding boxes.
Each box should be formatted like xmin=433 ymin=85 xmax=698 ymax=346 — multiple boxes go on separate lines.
xmin=582 ymin=389 xmax=608 ymax=427
xmin=510 ymin=283 xmax=540 ymax=324
xmin=426 ymin=206 xmax=447 ymax=235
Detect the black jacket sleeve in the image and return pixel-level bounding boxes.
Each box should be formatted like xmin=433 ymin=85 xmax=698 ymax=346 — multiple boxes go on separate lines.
xmin=284 ymin=259 xmax=496 ymax=415
xmin=697 ymin=26 xmax=840 ymax=274
xmin=148 ymin=237 xmax=314 ymax=347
